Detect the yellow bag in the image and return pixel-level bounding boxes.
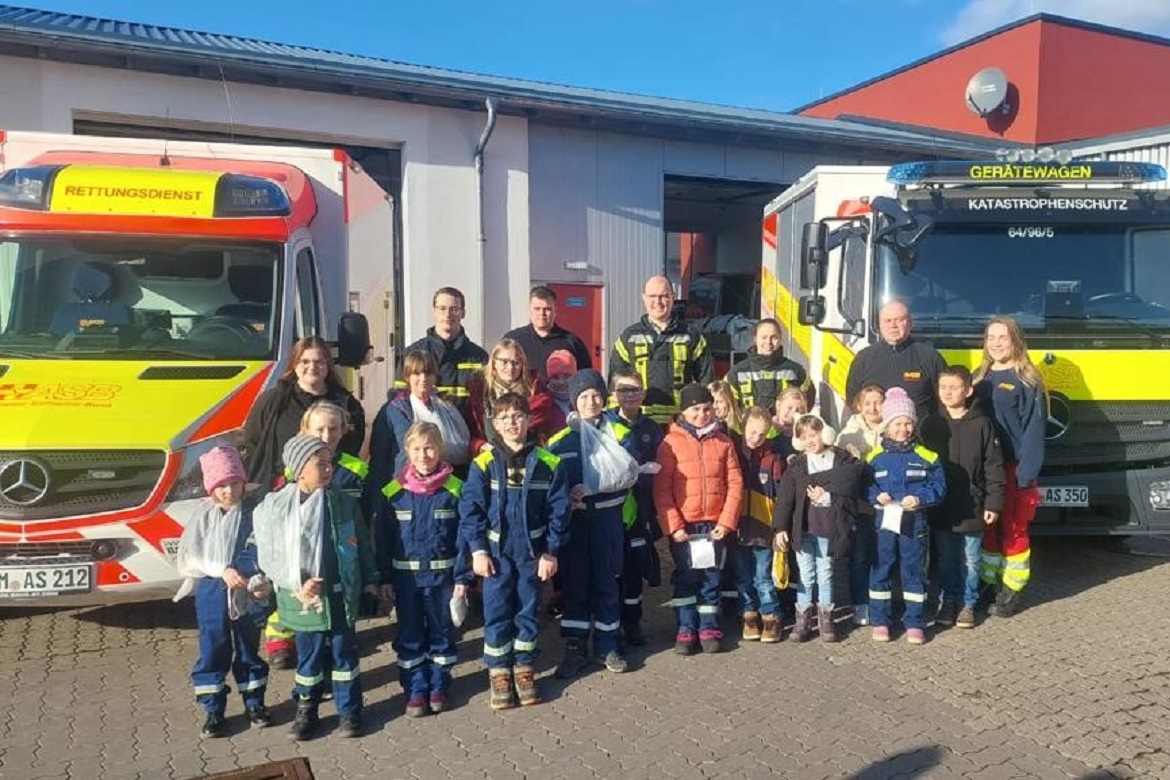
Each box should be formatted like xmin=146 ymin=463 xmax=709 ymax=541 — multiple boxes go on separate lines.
xmin=772 ymin=547 xmax=789 ymax=590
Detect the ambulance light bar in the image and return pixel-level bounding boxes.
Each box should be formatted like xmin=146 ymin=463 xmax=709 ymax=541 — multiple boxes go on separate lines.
xmin=888 ymin=160 xmax=1167 ymax=187
xmin=0 ymin=165 xmax=57 ymax=208
xmin=214 ymin=175 xmax=291 ymax=217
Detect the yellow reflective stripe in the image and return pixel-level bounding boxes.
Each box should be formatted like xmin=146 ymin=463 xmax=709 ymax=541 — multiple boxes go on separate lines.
xmin=382 ymin=479 xmax=403 ymax=499
xmin=484 ymin=641 xmax=513 ymax=657
xmin=535 ymin=447 xmax=561 ymax=470
xmin=331 ymin=668 xmax=359 ymax=682
xmin=193 ymin=684 xmax=224 ymax=696
xmin=295 ymin=673 xmax=324 ymax=688
xmin=338 ymin=453 xmax=369 ymax=479
xmin=513 ymin=638 xmax=537 ymax=652
xmin=632 ymin=341 xmax=650 ymax=389
xmin=869 ymin=590 xmax=892 ymax=600
xmin=697 ymin=605 xmax=720 ymax=614
xmin=622 ymin=493 xmax=637 ymax=529
xmin=594 ymin=619 xmax=621 ymax=632
xmin=437 ymin=384 xmax=470 ymax=398
xmin=238 ymin=677 xmax=267 ymax=692
xmin=456 ymin=362 xmax=484 ymax=370
xmin=547 ymin=428 xmax=571 ymax=447
xmin=613 ymin=339 xmax=631 ymax=363
xmin=434 ymin=509 xmax=457 ymax=519
xmin=474 ymin=450 xmax=494 ymax=471
xmin=431 ymin=654 xmax=458 ymax=666
xmin=394 ymin=510 xmax=412 ymax=520
xmin=671 ymin=341 xmax=687 ymax=388
xmin=443 ymin=475 xmax=463 ymax=497
xmin=669 ymin=597 xmax=697 ymax=607
xmin=913 ymin=445 xmax=939 ymax=464
xmin=903 ymin=592 xmax=926 ymax=603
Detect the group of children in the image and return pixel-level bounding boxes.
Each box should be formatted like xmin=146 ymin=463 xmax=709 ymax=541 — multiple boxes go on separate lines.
xmin=174 ymin=315 xmax=1045 ymax=737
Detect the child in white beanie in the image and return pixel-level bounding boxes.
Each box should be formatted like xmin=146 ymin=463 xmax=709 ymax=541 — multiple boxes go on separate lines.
xmin=865 ymin=387 xmax=946 ymax=645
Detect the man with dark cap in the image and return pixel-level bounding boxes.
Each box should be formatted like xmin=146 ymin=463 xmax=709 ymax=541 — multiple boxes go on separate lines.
xmin=548 ymin=369 xmax=638 ymax=678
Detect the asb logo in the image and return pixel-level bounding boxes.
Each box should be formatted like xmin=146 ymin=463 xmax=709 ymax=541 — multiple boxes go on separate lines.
xmin=0 ymin=458 xmax=51 ymax=506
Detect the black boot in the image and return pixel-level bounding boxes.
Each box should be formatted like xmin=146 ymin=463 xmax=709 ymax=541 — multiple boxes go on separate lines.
xmin=200 ymin=712 xmax=225 ymax=739
xmin=555 ymin=639 xmax=589 ymax=679
xmin=288 ymin=699 xmax=319 ymax=741
xmin=989 ymin=588 xmax=1023 ymax=618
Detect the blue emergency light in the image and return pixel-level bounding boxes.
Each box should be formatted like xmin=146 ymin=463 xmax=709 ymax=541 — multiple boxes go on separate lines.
xmin=0 ymin=165 xmax=59 ymax=209
xmin=213 ymin=174 xmax=291 ymax=217
xmin=888 ymin=160 xmax=1167 ymax=186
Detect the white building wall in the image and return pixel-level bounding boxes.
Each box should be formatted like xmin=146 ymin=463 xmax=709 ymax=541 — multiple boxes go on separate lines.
xmin=0 ymin=56 xmax=531 ymax=346
xmin=1076 ymin=133 xmax=1170 ymax=190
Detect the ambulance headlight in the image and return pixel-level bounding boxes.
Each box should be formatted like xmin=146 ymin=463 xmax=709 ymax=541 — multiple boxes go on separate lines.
xmin=165 ymin=432 xmax=245 ymax=502
xmin=1149 ymin=481 xmax=1170 ymax=511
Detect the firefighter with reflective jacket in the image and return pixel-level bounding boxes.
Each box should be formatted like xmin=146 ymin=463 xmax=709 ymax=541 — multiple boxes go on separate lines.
xmin=725 ymin=318 xmax=813 ymax=412
xmin=609 ymin=275 xmax=714 ymax=424
xmin=399 ymin=287 xmax=488 ymax=417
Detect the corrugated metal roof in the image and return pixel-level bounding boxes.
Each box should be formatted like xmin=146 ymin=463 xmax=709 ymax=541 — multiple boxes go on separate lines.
xmin=0 ymin=4 xmax=998 ymax=156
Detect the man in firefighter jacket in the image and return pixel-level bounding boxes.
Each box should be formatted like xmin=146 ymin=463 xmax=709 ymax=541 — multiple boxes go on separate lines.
xmin=609 ymin=275 xmax=714 ymax=424
xmin=400 ymin=287 xmax=488 ymax=416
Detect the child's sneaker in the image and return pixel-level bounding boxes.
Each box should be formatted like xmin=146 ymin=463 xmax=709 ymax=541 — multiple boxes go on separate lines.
xmin=246 ymin=705 xmax=271 ymax=729
xmin=871 ymin=625 xmax=890 ymax=642
xmin=337 ymin=713 xmax=362 ymax=738
xmin=200 ymin=712 xmax=225 ymax=739
xmin=514 ymin=665 xmax=539 ymax=706
xmin=698 ymin=629 xmax=723 ymax=654
xmin=405 ymin=695 xmax=429 ymax=718
xmin=759 ymin=615 xmax=783 ymax=643
xmin=936 ymin=600 xmax=958 ymax=627
xmin=601 ymin=650 xmax=628 ymax=673
xmin=906 ymin=627 xmax=926 ymax=645
xmin=956 ymin=605 xmax=977 ymax=629
xmin=852 ymin=604 xmax=870 ymax=626
xmin=429 ymin=693 xmax=448 ymax=714
xmin=674 ymin=631 xmax=698 ymax=655
xmin=741 ymin=611 xmax=761 ymax=641
xmin=489 ymin=669 xmax=517 ymax=711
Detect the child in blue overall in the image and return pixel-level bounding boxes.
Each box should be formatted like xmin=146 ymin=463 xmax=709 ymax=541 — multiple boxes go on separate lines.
xmin=549 ymin=369 xmax=637 ymax=677
xmin=254 ymin=435 xmax=380 ymax=740
xmin=377 ymin=421 xmax=471 ymax=718
xmin=605 ymin=368 xmax=663 ymax=648
xmin=460 ymin=392 xmax=570 ymax=710
xmin=174 ymin=445 xmax=272 ymax=738
xmin=265 ymin=401 xmax=372 ymax=669
xmin=866 ymin=387 xmax=947 ymax=645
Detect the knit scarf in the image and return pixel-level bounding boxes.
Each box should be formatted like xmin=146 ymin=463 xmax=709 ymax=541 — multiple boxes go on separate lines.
xmin=398 ymin=462 xmax=454 ymax=495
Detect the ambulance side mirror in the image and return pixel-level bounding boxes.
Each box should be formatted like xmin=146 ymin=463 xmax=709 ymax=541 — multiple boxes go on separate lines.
xmin=797 ymin=295 xmax=826 ymax=326
xmin=800 ymin=222 xmax=828 ymax=290
xmin=336 ymin=312 xmax=370 ymax=368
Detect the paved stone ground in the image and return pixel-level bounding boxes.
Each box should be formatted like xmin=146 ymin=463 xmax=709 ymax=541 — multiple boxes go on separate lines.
xmin=1 ymin=537 xmax=1167 ymax=780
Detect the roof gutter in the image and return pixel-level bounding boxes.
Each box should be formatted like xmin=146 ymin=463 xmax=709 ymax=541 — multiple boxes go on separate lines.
xmin=473 ymin=96 xmax=498 ymax=343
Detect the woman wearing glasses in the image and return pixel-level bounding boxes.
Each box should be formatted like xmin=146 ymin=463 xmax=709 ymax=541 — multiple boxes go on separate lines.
xmin=467 ymin=338 xmax=557 ymax=454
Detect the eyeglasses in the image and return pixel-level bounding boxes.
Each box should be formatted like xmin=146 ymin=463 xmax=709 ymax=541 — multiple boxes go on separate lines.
xmin=494 ymin=357 xmax=521 ymax=367
xmin=494 ymin=414 xmax=528 ymax=424
xmin=614 ymin=387 xmax=642 ymax=395
xmin=643 ymin=293 xmax=672 ymax=301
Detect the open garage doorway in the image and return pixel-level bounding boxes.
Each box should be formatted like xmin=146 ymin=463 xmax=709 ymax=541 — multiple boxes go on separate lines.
xmin=664 ymin=175 xmax=787 ymax=372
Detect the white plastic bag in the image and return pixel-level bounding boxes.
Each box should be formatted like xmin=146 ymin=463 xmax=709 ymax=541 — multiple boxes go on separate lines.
xmin=449 ymin=593 xmax=469 ymax=628
xmin=254 ymin=487 xmax=325 ymax=613
xmin=411 ymin=395 xmax=471 ymax=465
xmin=579 ymin=419 xmax=640 ymax=495
xmin=172 ymin=503 xmax=241 ymax=602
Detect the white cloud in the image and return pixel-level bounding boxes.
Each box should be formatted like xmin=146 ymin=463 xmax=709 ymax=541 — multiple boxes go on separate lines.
xmin=941 ymin=0 xmax=1170 ymax=45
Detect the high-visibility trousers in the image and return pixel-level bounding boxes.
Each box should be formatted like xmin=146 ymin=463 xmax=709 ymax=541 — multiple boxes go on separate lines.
xmin=981 ymin=461 xmax=1040 ymax=593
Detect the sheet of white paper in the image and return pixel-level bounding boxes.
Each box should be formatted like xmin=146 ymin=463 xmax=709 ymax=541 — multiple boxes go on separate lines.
xmin=881 ymin=504 xmax=904 ymax=534
xmin=689 ymin=538 xmax=717 ymax=569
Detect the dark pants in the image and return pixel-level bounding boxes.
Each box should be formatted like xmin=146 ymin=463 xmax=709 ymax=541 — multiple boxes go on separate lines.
xmin=482 ymin=552 xmax=542 ymax=669
xmin=621 ymin=537 xmax=649 ymax=630
xmin=669 ymin=525 xmax=725 ymax=636
xmin=870 ymin=514 xmax=929 ymax=630
xmin=850 ymin=511 xmax=876 ymax=607
xmin=291 ymin=594 xmax=362 ymax=717
xmin=192 ymin=595 xmax=268 ymax=715
xmin=392 ymin=575 xmax=457 ymax=698
xmin=560 ymin=502 xmax=624 ymax=656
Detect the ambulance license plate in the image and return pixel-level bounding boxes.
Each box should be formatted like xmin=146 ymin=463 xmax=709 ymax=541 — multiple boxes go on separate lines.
xmin=0 ymin=564 xmax=93 ymax=598
xmin=1041 ymin=486 xmax=1089 ymax=507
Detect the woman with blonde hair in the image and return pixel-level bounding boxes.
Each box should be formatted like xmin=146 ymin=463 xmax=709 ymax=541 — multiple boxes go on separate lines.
xmin=466 ymin=338 xmax=555 ymax=452
xmin=973 ymin=316 xmax=1046 ymax=618
xmin=708 ymin=380 xmax=744 ymax=434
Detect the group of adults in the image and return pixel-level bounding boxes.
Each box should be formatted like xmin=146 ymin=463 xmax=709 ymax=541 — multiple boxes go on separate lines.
xmin=239 ymin=276 xmax=1039 ymax=623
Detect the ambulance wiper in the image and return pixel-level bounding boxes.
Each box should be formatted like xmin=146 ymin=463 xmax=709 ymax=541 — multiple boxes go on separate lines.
xmin=0 ymin=347 xmax=68 ymax=359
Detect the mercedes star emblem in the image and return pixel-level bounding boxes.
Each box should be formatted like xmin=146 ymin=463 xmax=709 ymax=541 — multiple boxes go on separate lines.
xmin=1046 ymin=394 xmax=1072 ymax=441
xmin=0 ymin=458 xmax=51 ymax=506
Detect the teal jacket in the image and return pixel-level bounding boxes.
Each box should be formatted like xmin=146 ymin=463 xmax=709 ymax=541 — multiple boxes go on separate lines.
xmin=267 ymin=488 xmax=379 ymax=633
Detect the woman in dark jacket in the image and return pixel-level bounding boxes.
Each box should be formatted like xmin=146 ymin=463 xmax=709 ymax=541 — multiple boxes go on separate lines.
xmin=241 ymin=336 xmax=365 ymax=489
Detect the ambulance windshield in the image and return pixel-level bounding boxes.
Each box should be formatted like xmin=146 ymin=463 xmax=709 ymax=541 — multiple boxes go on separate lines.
xmin=875 ymin=223 xmax=1170 ymax=340
xmin=0 ymin=235 xmax=281 ymax=360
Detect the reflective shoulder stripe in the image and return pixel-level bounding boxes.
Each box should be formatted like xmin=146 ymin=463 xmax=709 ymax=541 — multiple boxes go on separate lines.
xmin=692 ymin=333 xmax=708 ymax=358
xmin=337 ymin=453 xmax=369 ymax=479
xmin=534 ymin=447 xmax=560 ymax=470
xmin=547 ymin=429 xmax=572 ymax=447
xmin=456 ymin=362 xmax=484 ymax=370
xmin=382 ymin=479 xmax=403 ymax=499
xmin=913 ymin=445 xmax=939 ymax=464
xmin=866 ymin=447 xmax=885 ymax=464
xmin=474 ymin=450 xmax=494 ymax=471
xmin=613 ymin=338 xmax=631 ymax=362
xmin=443 ymin=475 xmax=464 ymax=497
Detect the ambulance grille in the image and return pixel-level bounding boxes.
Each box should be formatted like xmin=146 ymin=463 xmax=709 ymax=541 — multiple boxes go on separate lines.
xmin=0 ymin=450 xmax=166 ymax=522
xmin=1045 ymin=401 xmax=1170 ymax=470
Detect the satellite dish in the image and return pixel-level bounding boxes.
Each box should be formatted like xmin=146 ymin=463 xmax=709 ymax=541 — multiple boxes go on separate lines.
xmin=966 ymin=67 xmax=1009 ymax=117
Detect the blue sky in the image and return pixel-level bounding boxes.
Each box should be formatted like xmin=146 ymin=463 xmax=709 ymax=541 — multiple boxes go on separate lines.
xmin=21 ymin=0 xmax=1170 ymax=111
